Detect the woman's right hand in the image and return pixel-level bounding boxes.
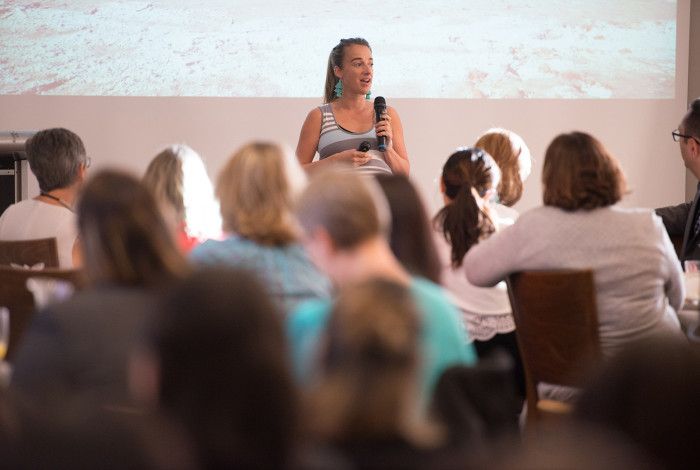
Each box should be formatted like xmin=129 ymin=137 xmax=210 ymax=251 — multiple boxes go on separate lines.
xmin=336 ymin=149 xmax=371 ymax=167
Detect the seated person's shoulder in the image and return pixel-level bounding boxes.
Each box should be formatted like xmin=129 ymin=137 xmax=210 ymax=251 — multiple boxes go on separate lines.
xmin=409 ymin=277 xmax=455 ymax=310
xmin=288 ymin=298 xmax=332 ymax=330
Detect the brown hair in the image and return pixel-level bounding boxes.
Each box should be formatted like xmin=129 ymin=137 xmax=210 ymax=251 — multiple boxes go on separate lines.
xmin=216 ymin=142 xmax=304 ymax=246
xmin=307 ymin=278 xmax=432 ymax=443
xmin=542 ymin=132 xmax=627 ymax=211
xmin=682 ymin=98 xmax=700 ymax=138
xmin=295 ymin=169 xmax=387 ymax=249
xmin=77 ymin=170 xmax=188 ymax=286
xmin=434 ymin=148 xmax=499 ymax=267
xmin=475 ymin=128 xmax=531 ymax=206
xmin=375 ymin=174 xmax=442 ymax=283
xmin=152 ymin=267 xmax=297 ymax=468
xmin=323 ymin=37 xmax=371 ymax=103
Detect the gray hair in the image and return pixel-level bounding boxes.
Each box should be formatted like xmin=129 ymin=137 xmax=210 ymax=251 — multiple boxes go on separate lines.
xmin=26 ymin=128 xmax=87 ymax=192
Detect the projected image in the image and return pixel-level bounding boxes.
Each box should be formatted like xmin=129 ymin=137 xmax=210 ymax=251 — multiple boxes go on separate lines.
xmin=0 ymin=0 xmax=676 ymax=98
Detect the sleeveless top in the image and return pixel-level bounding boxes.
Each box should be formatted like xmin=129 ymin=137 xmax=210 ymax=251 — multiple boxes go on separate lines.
xmin=317 ymin=103 xmax=392 ymax=175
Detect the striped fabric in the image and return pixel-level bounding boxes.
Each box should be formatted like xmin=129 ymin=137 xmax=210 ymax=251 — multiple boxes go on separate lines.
xmin=317 ymin=103 xmax=392 ymax=175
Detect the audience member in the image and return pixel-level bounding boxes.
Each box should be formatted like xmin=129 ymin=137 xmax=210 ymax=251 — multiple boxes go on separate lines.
xmin=474 ymin=128 xmax=532 ymax=223
xmin=465 ymin=132 xmax=684 ymax=360
xmin=375 ymin=174 xmax=442 ymax=283
xmin=433 ymin=148 xmax=523 ymax=399
xmin=142 ymin=144 xmax=221 ymax=252
xmin=656 ymin=97 xmax=700 ymax=261
xmin=301 ymin=278 xmax=469 ymax=469
xmin=0 ymin=128 xmax=89 ymax=268
xmin=130 ymin=267 xmax=298 ymax=469
xmin=494 ymin=423 xmax=657 ymax=470
xmin=287 ymin=169 xmax=475 ymax=398
xmin=0 ymin=394 xmax=196 ymax=470
xmin=11 ymin=170 xmax=188 ymax=408
xmin=191 ymin=141 xmax=330 ymax=313
xmin=575 ymin=337 xmax=700 ymax=470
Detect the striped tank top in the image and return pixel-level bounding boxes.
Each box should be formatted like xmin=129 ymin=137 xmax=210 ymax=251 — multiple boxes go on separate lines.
xmin=317 ymin=103 xmax=393 ymax=175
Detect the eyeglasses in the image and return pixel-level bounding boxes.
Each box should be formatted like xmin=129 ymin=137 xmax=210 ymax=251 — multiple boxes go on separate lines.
xmin=672 ymin=130 xmax=700 ymax=144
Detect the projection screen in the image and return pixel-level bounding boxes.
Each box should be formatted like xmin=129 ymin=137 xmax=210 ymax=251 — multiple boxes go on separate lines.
xmin=0 ymin=0 xmax=690 ymax=214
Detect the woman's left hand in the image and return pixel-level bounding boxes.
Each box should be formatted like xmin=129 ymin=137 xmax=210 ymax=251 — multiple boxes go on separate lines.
xmin=375 ymin=112 xmax=393 ymax=151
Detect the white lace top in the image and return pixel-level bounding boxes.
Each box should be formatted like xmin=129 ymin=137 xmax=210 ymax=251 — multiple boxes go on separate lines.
xmin=433 ymin=209 xmax=515 ymax=342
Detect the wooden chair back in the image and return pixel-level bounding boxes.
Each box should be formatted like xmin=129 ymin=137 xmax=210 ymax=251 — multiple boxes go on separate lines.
xmin=506 ymin=269 xmax=601 ymax=425
xmin=0 ymin=266 xmax=83 ymax=361
xmin=0 ymin=238 xmax=60 ymax=268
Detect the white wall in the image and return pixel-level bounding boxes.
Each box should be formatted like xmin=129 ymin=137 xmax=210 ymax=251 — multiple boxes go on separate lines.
xmin=0 ymin=0 xmax=690 ymax=216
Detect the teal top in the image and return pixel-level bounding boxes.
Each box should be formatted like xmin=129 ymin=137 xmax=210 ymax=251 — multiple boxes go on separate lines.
xmin=287 ymin=277 xmax=476 ymax=396
xmin=191 ymin=235 xmax=331 ymax=314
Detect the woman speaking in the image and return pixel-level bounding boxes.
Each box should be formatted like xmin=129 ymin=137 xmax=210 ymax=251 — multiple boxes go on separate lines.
xmin=296 ymin=38 xmax=409 ymax=174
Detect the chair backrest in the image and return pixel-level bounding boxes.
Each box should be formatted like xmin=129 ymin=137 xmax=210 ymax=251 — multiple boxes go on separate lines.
xmin=506 ymin=270 xmax=601 ymax=423
xmin=0 ymin=238 xmax=60 ymax=268
xmin=0 ymin=266 xmax=83 ymax=361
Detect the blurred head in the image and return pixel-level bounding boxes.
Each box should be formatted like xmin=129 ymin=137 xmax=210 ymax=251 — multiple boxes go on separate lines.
xmin=142 ymin=144 xmax=221 ymax=241
xmin=475 ymin=128 xmax=531 ymax=206
xmin=216 ymin=141 xmax=306 ymax=246
xmin=677 ymin=98 xmax=700 ymax=175
xmin=295 ymin=169 xmax=390 ymax=272
xmin=308 ymin=278 xmax=428 ymax=443
xmin=139 ymin=268 xmax=296 ymax=468
xmin=375 ymin=174 xmax=441 ymax=283
xmin=575 ymin=337 xmax=700 ymax=470
xmin=77 ymin=170 xmax=187 ymax=286
xmin=542 ymin=132 xmax=627 ymax=211
xmin=26 ymin=128 xmax=88 ymax=193
xmin=324 ymin=37 xmax=372 ymax=103
xmin=435 ymin=147 xmax=499 ymax=267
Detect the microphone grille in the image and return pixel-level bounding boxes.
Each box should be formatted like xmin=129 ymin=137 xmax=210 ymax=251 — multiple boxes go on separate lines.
xmin=374 ymin=96 xmax=386 ymax=107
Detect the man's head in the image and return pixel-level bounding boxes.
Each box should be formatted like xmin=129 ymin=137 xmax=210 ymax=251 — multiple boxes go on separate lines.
xmin=26 ymin=128 xmax=88 ymax=192
xmin=676 ymin=99 xmax=700 ymax=176
xmin=295 ymin=169 xmax=389 ymax=275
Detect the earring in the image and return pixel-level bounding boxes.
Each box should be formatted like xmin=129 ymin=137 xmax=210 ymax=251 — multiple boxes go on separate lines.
xmin=365 ymin=91 xmax=371 ymax=100
xmin=334 ymin=80 xmax=343 ymax=98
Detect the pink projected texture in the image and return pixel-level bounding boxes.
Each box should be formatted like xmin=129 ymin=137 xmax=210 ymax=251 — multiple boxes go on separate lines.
xmin=0 ymin=0 xmax=676 ymax=98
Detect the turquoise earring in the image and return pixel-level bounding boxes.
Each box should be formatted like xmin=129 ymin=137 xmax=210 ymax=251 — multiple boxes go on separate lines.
xmin=334 ymin=80 xmax=343 ymax=98
xmin=365 ymin=91 xmax=371 ymax=100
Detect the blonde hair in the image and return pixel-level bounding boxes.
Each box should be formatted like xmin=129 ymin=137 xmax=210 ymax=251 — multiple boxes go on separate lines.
xmin=143 ymin=144 xmax=221 ymax=241
xmin=475 ymin=128 xmax=531 ymax=207
xmin=217 ymin=142 xmax=306 ymax=246
xmin=307 ymin=278 xmax=439 ymax=445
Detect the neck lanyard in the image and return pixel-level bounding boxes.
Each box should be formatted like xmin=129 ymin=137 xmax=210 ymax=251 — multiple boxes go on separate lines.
xmin=40 ymin=192 xmax=74 ymax=212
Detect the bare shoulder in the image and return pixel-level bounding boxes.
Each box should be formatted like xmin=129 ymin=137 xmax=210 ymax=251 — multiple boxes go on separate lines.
xmin=387 ymin=105 xmax=400 ymax=116
xmin=304 ymin=106 xmax=323 ymax=123
xmin=299 ymin=107 xmax=323 ymax=135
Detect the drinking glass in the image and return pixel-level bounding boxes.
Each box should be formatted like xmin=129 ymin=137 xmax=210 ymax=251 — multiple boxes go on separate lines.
xmin=0 ymin=307 xmax=9 ymax=360
xmin=684 ymin=260 xmax=700 ymax=307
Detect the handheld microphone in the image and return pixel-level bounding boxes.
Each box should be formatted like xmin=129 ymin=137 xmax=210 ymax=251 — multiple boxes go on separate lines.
xmin=358 ymin=141 xmax=371 ymax=152
xmin=374 ymin=96 xmax=387 ymax=151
